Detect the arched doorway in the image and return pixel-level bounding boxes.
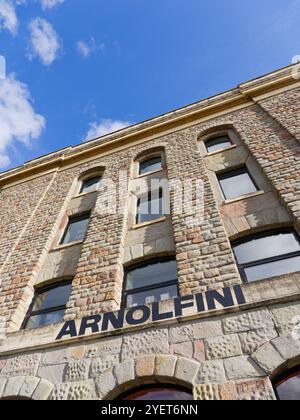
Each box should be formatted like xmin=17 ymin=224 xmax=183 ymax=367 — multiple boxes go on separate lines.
xmin=273 ymin=366 xmax=300 ymax=400
xmin=118 ymin=384 xmax=193 ymax=401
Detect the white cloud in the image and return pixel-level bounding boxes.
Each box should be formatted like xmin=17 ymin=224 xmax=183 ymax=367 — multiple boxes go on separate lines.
xmin=84 ymin=119 xmax=132 ymax=141
xmin=0 ymin=75 xmax=45 ymax=169
xmin=76 ymin=37 xmax=105 ymax=58
xmin=39 ymin=0 xmax=64 ymax=9
xmin=0 ymin=0 xmax=18 ymax=35
xmin=28 ymin=17 xmax=61 ymax=65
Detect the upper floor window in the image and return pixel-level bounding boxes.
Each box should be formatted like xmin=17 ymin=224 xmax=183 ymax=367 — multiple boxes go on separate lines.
xmin=23 ymin=282 xmax=72 ymax=330
xmin=119 ymin=385 xmax=193 ymax=401
xmin=139 ymin=156 xmax=162 ymax=176
xmin=136 ymin=189 xmax=164 ymax=225
xmin=60 ymin=213 xmax=90 ymax=245
xmin=123 ymin=258 xmax=178 ymax=308
xmin=80 ymin=176 xmax=101 ymax=194
xmin=274 ymin=367 xmax=300 ymax=400
xmin=217 ymin=166 xmax=258 ymax=200
xmin=205 ymin=135 xmax=232 ymax=154
xmin=233 ymin=229 xmax=300 ymax=283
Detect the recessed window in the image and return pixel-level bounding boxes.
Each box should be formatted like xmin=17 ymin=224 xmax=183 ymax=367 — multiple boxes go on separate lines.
xmin=217 ymin=167 xmax=258 ymax=200
xmin=80 ymin=176 xmax=101 ymax=194
xmin=123 ymin=259 xmax=178 ymax=307
xmin=61 ymin=213 xmax=90 ymax=245
xmin=233 ymin=229 xmax=300 ymax=283
xmin=136 ymin=189 xmax=164 ymax=225
xmin=23 ymin=282 xmax=72 ymax=330
xmin=139 ymin=156 xmax=162 ymax=176
xmin=274 ymin=367 xmax=300 ymax=400
xmin=119 ymin=385 xmax=193 ymax=401
xmin=205 ymin=135 xmax=232 ymax=153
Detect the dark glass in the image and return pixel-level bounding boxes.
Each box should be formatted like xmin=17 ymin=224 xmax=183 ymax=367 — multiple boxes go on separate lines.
xmin=126 ymin=284 xmax=178 ymax=307
xmin=80 ymin=176 xmax=101 ymax=194
xmin=32 ymin=283 xmax=72 ymax=312
xmin=244 ymin=255 xmax=300 ymax=282
xmin=61 ymin=214 xmax=90 ymax=244
xmin=276 ymin=370 xmax=300 ymax=400
xmin=139 ymin=157 xmax=162 ymax=175
xmin=126 ymin=260 xmax=178 ymax=290
xmin=122 ymin=387 xmax=193 ymax=401
xmin=25 ymin=310 xmax=65 ymax=329
xmin=136 ymin=191 xmax=164 ymax=224
xmin=205 ymin=136 xmax=232 ymax=153
xmin=234 ymin=231 xmax=300 ymax=265
xmin=218 ymin=167 xmax=258 ymax=200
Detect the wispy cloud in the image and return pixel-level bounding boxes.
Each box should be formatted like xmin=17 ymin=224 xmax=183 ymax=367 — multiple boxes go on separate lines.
xmin=84 ymin=119 xmax=132 ymax=141
xmin=0 ymin=75 xmax=45 ymax=169
xmin=27 ymin=17 xmax=61 ymax=65
xmin=76 ymin=37 xmax=105 ymax=58
xmin=0 ymin=0 xmax=18 ymax=35
xmin=39 ymin=0 xmax=65 ymax=10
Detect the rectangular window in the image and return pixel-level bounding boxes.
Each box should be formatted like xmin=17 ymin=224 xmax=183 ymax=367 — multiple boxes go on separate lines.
xmin=217 ymin=167 xmax=258 ymax=200
xmin=23 ymin=282 xmax=72 ymax=330
xmin=136 ymin=189 xmax=164 ymax=225
xmin=61 ymin=213 xmax=90 ymax=245
xmin=124 ymin=259 xmax=178 ymax=307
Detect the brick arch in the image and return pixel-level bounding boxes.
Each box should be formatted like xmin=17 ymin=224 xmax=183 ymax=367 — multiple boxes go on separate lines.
xmin=250 ymin=334 xmax=300 ymax=380
xmin=96 ymin=354 xmax=200 ymax=400
xmin=0 ymin=376 xmax=54 ymax=400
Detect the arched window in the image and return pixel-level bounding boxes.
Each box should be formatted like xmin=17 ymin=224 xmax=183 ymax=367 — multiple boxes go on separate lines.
xmin=22 ymin=281 xmax=72 ymax=330
xmin=118 ymin=385 xmax=193 ymax=400
xmin=232 ymin=229 xmax=300 ymax=283
xmin=123 ymin=258 xmax=178 ymax=308
xmin=205 ymin=135 xmax=233 ymax=154
xmin=274 ymin=366 xmax=300 ymax=400
xmin=79 ymin=176 xmax=101 ymax=194
xmin=139 ymin=156 xmax=162 ymax=176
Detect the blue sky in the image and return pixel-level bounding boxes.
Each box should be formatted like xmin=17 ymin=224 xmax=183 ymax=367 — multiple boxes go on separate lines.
xmin=0 ymin=0 xmax=300 ymax=171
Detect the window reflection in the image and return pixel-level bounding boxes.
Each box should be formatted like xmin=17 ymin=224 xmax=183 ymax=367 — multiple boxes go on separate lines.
xmin=217 ymin=167 xmax=258 ymax=200
xmin=205 ymin=135 xmax=232 ymax=153
xmin=275 ymin=368 xmax=300 ymax=400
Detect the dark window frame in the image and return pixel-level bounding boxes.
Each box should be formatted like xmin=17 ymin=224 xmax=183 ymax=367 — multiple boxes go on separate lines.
xmin=136 ymin=188 xmax=164 ymax=225
xmin=205 ymin=135 xmax=233 ymax=154
xmin=60 ymin=212 xmax=91 ymax=245
xmin=139 ymin=155 xmax=162 ymax=176
xmin=116 ymin=384 xmax=193 ymax=400
xmin=217 ymin=166 xmax=259 ymax=201
xmin=122 ymin=257 xmax=179 ymax=309
xmin=22 ymin=280 xmax=72 ymax=330
xmin=232 ymin=228 xmax=300 ymax=283
xmin=273 ymin=365 xmax=300 ymax=400
xmin=79 ymin=176 xmax=101 ymax=194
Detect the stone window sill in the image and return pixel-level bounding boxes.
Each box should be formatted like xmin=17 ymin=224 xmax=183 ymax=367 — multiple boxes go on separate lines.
xmin=50 ymin=241 xmax=84 ymax=253
xmin=206 ymin=144 xmax=237 ymax=157
xmin=135 ymin=168 xmax=164 ymax=179
xmin=223 ymin=190 xmax=265 ymax=205
xmin=132 ymin=216 xmax=167 ymax=230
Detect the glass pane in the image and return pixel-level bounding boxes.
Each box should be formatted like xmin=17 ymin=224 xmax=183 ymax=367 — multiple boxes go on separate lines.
xmin=244 ymin=255 xmax=300 ymax=283
xmin=123 ymin=387 xmax=193 ymax=401
xmin=206 ymin=136 xmax=232 ymax=153
xmin=218 ymin=168 xmax=257 ymax=200
xmin=126 ymin=284 xmax=178 ymax=307
xmin=61 ymin=215 xmax=90 ymax=244
xmin=276 ymin=372 xmax=300 ymax=400
xmin=234 ymin=231 xmax=300 ymax=264
xmin=140 ymin=157 xmax=162 ymax=175
xmin=80 ymin=176 xmax=101 ymax=194
xmin=25 ymin=310 xmax=65 ymax=330
xmin=126 ymin=260 xmax=178 ymax=290
xmin=136 ymin=192 xmax=164 ymax=224
xmin=32 ymin=283 xmax=72 ymax=312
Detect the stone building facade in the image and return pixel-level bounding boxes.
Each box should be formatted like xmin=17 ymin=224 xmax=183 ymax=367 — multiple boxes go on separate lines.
xmin=0 ymin=64 xmax=300 ymax=400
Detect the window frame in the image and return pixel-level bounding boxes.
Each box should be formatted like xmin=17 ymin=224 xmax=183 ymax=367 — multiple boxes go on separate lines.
xmin=205 ymin=135 xmax=233 ymax=154
xmin=217 ymin=166 xmax=259 ymax=201
xmin=22 ymin=280 xmax=72 ymax=330
xmin=79 ymin=175 xmax=101 ymax=195
xmin=117 ymin=384 xmax=193 ymax=400
xmin=138 ymin=155 xmax=163 ymax=177
xmin=135 ymin=188 xmax=165 ymax=225
xmin=273 ymin=365 xmax=300 ymax=400
xmin=122 ymin=257 xmax=179 ymax=309
xmin=232 ymin=228 xmax=300 ymax=283
xmin=60 ymin=212 xmax=91 ymax=246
